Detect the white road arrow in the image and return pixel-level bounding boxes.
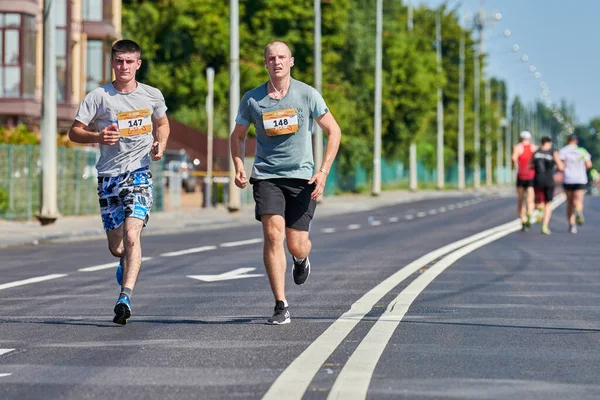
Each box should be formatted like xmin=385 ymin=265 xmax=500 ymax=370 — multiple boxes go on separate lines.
xmin=187 ymin=268 xmax=264 ymax=282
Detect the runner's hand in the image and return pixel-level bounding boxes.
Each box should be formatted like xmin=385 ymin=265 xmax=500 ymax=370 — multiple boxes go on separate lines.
xmin=308 ymin=170 xmax=327 ymax=200
xmin=99 ymin=124 xmax=120 ymax=145
xmin=150 ymin=141 xmax=165 ymax=161
xmin=235 ymin=169 xmax=248 ymax=189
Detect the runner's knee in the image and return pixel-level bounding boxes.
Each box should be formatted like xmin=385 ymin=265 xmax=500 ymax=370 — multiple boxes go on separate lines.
xmin=108 ymin=243 xmax=124 ymax=258
xmin=264 ymin=224 xmax=285 ymax=245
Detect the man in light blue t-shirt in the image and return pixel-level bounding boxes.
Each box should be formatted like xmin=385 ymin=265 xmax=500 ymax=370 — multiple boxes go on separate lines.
xmin=231 ymin=40 xmax=342 ymax=325
xmin=68 ymin=40 xmax=170 ymax=325
xmin=559 ymin=134 xmax=592 ymax=233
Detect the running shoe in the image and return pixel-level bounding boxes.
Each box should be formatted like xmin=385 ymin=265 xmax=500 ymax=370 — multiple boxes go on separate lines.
xmin=267 ymin=300 xmax=290 ymax=325
xmin=541 ymin=226 xmax=551 ymax=235
xmin=575 ymin=210 xmax=584 ymax=226
xmin=113 ymin=294 xmax=131 ymax=325
xmin=569 ymin=225 xmax=578 ymax=234
xmin=292 ymin=256 xmax=311 ymax=285
xmin=521 ymin=221 xmax=530 ymax=232
xmin=535 ymin=209 xmax=544 ymax=224
xmin=116 ymin=258 xmax=123 ymax=286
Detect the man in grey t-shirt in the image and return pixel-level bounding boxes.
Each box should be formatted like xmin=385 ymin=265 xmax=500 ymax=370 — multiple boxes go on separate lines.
xmin=68 ymin=40 xmax=170 ymax=325
xmin=230 ymin=40 xmax=342 ymax=325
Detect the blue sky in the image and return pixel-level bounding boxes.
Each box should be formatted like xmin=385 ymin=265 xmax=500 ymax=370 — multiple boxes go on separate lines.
xmin=415 ymin=0 xmax=598 ymax=124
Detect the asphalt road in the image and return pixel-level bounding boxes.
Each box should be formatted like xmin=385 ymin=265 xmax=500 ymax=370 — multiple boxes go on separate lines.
xmin=0 ymin=193 xmax=599 ymax=400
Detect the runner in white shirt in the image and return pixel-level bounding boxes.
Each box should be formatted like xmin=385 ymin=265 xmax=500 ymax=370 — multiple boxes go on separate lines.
xmin=559 ymin=134 xmax=592 ymax=234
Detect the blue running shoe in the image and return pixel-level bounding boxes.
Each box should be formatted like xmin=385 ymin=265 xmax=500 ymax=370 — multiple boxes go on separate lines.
xmin=113 ymin=294 xmax=131 ymax=325
xmin=116 ymin=258 xmax=123 ymax=286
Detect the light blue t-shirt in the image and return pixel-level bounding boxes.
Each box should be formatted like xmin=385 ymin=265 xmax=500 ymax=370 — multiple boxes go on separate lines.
xmin=75 ymin=82 xmax=167 ymax=177
xmin=235 ymin=78 xmax=329 ymax=180
xmin=559 ymin=144 xmax=591 ymax=184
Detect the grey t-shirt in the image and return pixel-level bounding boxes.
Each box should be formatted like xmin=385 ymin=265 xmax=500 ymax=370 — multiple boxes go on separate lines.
xmin=235 ymin=78 xmax=329 ymax=180
xmin=75 ymin=82 xmax=167 ymax=177
xmin=559 ymin=144 xmax=591 ymax=184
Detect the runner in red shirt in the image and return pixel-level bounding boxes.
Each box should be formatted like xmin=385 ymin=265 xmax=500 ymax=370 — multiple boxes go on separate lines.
xmin=511 ymin=131 xmax=538 ymax=231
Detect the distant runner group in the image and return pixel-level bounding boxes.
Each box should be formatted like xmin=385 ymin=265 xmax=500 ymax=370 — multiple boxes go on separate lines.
xmin=512 ymin=130 xmax=593 ymax=235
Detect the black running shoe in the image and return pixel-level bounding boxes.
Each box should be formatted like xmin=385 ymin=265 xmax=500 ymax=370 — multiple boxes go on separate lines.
xmin=113 ymin=294 xmax=131 ymax=325
xmin=267 ymin=300 xmax=290 ymax=325
xmin=292 ymin=256 xmax=310 ymax=285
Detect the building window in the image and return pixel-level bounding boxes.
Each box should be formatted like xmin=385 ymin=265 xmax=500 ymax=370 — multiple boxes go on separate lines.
xmin=83 ymin=0 xmax=113 ymax=22
xmin=86 ymin=40 xmax=111 ymax=93
xmin=83 ymin=0 xmax=104 ymax=21
xmin=0 ymin=13 xmax=36 ymax=99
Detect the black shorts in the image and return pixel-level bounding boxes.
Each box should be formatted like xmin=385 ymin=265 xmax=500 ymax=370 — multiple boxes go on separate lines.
xmin=516 ymin=179 xmax=534 ymax=189
xmin=534 ymin=185 xmax=554 ymax=203
xmin=563 ymin=183 xmax=587 ymax=191
xmin=250 ymin=178 xmax=317 ymax=231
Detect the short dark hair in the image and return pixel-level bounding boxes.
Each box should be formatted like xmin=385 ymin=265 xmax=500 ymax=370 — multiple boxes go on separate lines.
xmin=568 ymin=134 xmax=579 ymax=143
xmin=111 ymin=40 xmax=141 ymax=59
xmin=541 ymin=136 xmax=552 ymax=145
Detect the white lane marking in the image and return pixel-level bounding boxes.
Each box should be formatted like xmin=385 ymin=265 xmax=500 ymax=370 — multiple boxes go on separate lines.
xmin=328 ymin=227 xmax=518 ymax=399
xmin=327 ymin=194 xmax=566 ymax=400
xmin=78 ymin=257 xmax=152 ymax=272
xmin=388 ymin=217 xmax=399 ymax=223
xmin=0 ymin=349 xmax=15 ymax=356
xmin=348 ymin=224 xmax=361 ymax=230
xmin=438 ymin=207 xmax=447 ymax=212
xmin=0 ymin=274 xmax=68 ymax=291
xmin=447 ymin=204 xmax=456 ymax=210
xmin=416 ymin=212 xmax=427 ymax=218
xmin=456 ymin=203 xmax=464 ymax=208
xmin=369 ymin=221 xmax=382 ymax=226
xmin=261 ymin=220 xmax=524 ymax=400
xmin=0 ymin=373 xmax=11 ymax=378
xmin=161 ymin=246 xmax=217 ymax=257
xmin=404 ymin=215 xmax=414 ymax=220
xmin=428 ymin=209 xmax=438 ymax=215
xmin=188 ymin=267 xmax=264 ymax=282
xmin=322 ymin=228 xmax=336 ymax=234
xmin=220 ymin=238 xmax=263 ymax=248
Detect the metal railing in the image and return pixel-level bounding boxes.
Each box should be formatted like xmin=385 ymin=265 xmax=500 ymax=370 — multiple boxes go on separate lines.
xmin=0 ymin=144 xmax=164 ymax=220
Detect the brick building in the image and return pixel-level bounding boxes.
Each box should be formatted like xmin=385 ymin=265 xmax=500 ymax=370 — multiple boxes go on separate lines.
xmin=0 ymin=0 xmax=120 ymax=128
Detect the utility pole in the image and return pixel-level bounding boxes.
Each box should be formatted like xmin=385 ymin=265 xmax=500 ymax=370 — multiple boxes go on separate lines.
xmin=37 ymin=0 xmax=59 ymax=225
xmin=505 ymin=113 xmax=512 ymax=184
xmin=457 ymin=12 xmax=465 ymax=190
xmin=473 ymin=11 xmax=482 ymax=189
xmin=203 ymin=67 xmax=214 ymax=208
xmin=495 ymin=85 xmax=504 ymax=184
xmin=485 ymin=78 xmax=492 ymax=186
xmin=435 ymin=10 xmax=444 ymax=190
xmin=314 ymin=0 xmax=324 ymax=199
xmin=372 ymin=0 xmax=382 ymax=196
xmin=408 ymin=0 xmax=417 ymax=191
xmin=228 ymin=0 xmax=241 ymax=212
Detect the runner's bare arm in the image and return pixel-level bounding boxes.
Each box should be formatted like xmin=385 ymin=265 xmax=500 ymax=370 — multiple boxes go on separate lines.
xmin=68 ymin=120 xmax=119 ymax=145
xmin=308 ymin=111 xmax=342 ymax=199
xmin=553 ymin=151 xmax=564 ymax=171
xmin=151 ymin=114 xmax=170 ymax=161
xmin=231 ymin=123 xmax=250 ymax=189
xmin=511 ymin=144 xmax=521 ymax=166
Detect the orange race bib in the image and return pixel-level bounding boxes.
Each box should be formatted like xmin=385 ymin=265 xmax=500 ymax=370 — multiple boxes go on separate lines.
xmin=262 ymin=108 xmax=299 ymax=136
xmin=117 ymin=109 xmax=152 ymax=137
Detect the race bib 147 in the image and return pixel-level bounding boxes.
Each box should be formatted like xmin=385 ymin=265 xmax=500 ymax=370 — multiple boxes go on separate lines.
xmin=117 ymin=109 xmax=152 ymax=137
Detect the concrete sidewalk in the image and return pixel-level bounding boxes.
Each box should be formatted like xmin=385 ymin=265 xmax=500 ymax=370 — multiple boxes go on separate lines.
xmin=0 ymin=187 xmax=510 ymax=249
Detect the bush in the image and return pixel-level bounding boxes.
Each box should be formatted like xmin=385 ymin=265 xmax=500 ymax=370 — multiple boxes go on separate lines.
xmin=0 ymin=186 xmax=8 ymax=214
xmin=0 ymin=124 xmax=39 ymax=145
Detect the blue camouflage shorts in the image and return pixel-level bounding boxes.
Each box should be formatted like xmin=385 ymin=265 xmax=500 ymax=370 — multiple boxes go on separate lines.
xmin=97 ymin=166 xmax=153 ymax=231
